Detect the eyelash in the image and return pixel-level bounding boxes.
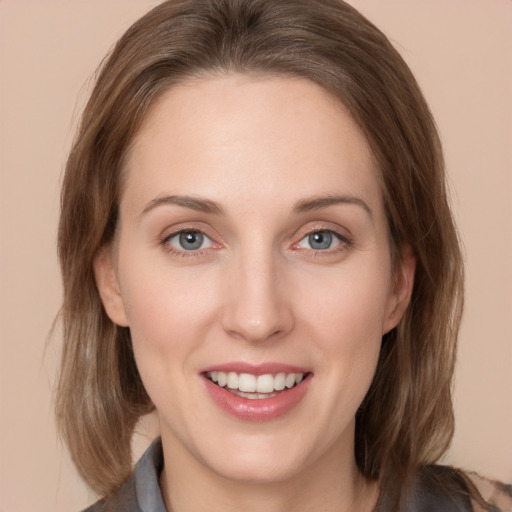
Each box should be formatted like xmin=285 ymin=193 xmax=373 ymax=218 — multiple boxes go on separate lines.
xmin=160 ymin=228 xmax=218 ymax=258
xmin=291 ymin=227 xmax=352 ymax=257
xmin=159 ymin=226 xmax=352 ymax=258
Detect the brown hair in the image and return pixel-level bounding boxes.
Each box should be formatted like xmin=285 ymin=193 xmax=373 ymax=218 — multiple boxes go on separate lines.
xmin=56 ymin=0 xmax=464 ymax=508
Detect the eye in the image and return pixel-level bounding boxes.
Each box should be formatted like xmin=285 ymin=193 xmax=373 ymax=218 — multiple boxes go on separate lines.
xmin=297 ymin=230 xmax=342 ymax=251
xmin=166 ymin=230 xmax=213 ymax=251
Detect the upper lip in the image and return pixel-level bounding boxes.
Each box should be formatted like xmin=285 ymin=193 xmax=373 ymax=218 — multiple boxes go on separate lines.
xmin=200 ymin=362 xmax=312 ymax=376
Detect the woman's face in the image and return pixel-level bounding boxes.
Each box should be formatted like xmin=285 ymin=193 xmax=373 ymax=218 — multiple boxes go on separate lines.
xmin=96 ymin=75 xmax=413 ymax=483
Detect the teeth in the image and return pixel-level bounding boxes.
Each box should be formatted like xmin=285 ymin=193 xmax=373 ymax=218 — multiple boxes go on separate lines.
xmin=235 ymin=390 xmax=278 ymax=399
xmin=227 ymin=372 xmax=238 ymax=390
xmin=285 ymin=373 xmax=296 ymax=388
xmin=256 ymin=374 xmax=274 ymax=393
xmin=239 ymin=373 xmax=256 ymax=392
xmin=206 ymin=371 xmax=306 ymax=393
xmin=217 ymin=372 xmax=227 ymax=387
xmin=274 ymin=372 xmax=286 ymax=391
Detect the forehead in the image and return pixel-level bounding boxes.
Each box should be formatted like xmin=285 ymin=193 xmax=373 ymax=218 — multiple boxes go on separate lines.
xmin=122 ymin=74 xmax=382 ymax=215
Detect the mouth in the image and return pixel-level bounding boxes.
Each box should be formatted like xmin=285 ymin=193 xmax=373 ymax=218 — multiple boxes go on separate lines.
xmin=201 ymin=363 xmax=312 ymax=420
xmin=205 ymin=371 xmax=308 ymax=400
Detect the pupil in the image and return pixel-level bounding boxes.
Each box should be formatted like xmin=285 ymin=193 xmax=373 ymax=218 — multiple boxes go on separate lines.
xmin=179 ymin=231 xmax=203 ymax=250
xmin=309 ymin=232 xmax=332 ymax=250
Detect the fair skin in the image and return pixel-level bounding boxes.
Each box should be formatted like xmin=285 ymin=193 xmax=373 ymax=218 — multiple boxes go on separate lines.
xmin=94 ymin=75 xmax=415 ymax=512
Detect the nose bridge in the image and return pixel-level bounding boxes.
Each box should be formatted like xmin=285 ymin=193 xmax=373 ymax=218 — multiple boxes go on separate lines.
xmin=222 ymin=239 xmax=293 ymax=342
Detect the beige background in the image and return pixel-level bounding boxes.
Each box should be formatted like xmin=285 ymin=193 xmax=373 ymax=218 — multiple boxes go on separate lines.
xmin=0 ymin=1 xmax=511 ymax=511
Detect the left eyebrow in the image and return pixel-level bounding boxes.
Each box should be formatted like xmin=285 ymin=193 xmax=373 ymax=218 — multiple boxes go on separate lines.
xmin=292 ymin=194 xmax=373 ymax=218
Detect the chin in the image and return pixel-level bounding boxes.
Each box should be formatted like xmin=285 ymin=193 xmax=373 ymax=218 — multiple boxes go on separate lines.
xmin=208 ymin=452 xmax=305 ymax=484
xmin=191 ymin=427 xmax=324 ymax=485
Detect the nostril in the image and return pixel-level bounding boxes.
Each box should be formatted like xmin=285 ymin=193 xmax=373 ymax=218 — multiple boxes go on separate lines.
xmin=220 ymin=273 xmax=295 ymax=342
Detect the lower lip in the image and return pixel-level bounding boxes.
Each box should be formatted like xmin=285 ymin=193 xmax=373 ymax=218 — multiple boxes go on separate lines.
xmin=202 ymin=374 xmax=312 ymax=421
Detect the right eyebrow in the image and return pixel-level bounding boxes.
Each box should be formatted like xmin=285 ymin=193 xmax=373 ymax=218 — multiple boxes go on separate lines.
xmin=139 ymin=194 xmax=225 ymax=217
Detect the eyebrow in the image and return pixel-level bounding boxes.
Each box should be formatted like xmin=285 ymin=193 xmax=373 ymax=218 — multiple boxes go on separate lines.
xmin=292 ymin=194 xmax=373 ymax=217
xmin=140 ymin=195 xmax=225 ymax=217
xmin=140 ymin=193 xmax=372 ymax=218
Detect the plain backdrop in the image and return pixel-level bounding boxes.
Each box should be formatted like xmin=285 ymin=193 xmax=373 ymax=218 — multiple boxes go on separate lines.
xmin=0 ymin=1 xmax=511 ymax=511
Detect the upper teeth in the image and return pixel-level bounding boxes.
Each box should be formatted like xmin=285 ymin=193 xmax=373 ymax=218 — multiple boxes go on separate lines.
xmin=206 ymin=371 xmax=304 ymax=393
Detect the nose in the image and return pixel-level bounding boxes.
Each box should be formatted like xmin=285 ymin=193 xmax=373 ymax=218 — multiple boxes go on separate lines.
xmin=221 ymin=247 xmax=294 ymax=344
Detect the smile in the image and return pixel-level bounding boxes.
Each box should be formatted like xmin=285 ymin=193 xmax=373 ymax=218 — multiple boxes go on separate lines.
xmin=205 ymin=371 xmax=305 ymax=399
xmin=202 ymin=367 xmax=312 ymax=421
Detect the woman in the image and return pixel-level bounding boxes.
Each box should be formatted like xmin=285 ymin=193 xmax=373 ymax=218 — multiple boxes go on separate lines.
xmin=55 ymin=0 xmax=511 ymax=511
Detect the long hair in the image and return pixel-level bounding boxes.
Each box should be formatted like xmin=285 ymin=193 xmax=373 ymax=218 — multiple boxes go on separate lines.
xmin=56 ymin=0 xmax=464 ymax=507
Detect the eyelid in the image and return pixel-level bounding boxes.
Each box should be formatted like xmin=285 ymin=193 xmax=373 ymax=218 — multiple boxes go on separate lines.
xmin=166 ymin=230 xmax=213 ymax=251
xmin=159 ymin=221 xmax=216 ymax=242
xmin=159 ymin=223 xmax=222 ymax=257
xmin=157 ymin=221 xmax=352 ymax=258
xmin=290 ymin=223 xmax=353 ymax=255
xmin=293 ymin=222 xmax=352 ymax=242
xmin=296 ymin=230 xmax=342 ymax=250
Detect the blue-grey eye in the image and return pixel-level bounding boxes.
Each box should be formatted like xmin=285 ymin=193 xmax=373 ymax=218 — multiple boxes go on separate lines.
xmin=308 ymin=231 xmax=333 ymax=250
xmin=298 ymin=230 xmax=340 ymax=251
xmin=168 ymin=230 xmax=212 ymax=251
xmin=180 ymin=231 xmax=203 ymax=250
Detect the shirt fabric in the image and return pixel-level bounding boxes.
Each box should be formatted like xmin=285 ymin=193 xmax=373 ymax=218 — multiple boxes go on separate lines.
xmin=82 ymin=438 xmax=475 ymax=512
xmin=83 ymin=438 xmax=166 ymax=512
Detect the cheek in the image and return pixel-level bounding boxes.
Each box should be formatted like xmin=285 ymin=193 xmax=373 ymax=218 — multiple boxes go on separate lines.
xmin=297 ymin=261 xmax=393 ymax=342
xmin=295 ymin=261 xmax=391 ymax=395
xmin=117 ymin=253 xmax=222 ymax=369
xmin=119 ymin=270 xmax=212 ymax=417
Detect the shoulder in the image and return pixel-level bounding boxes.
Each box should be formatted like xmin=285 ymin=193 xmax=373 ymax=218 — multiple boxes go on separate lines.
xmin=80 ymin=437 xmax=164 ymax=512
xmin=413 ymin=465 xmax=512 ymax=512
xmin=466 ymin=473 xmax=512 ymax=512
xmin=81 ymin=474 xmax=140 ymax=512
xmin=412 ymin=465 xmax=473 ymax=511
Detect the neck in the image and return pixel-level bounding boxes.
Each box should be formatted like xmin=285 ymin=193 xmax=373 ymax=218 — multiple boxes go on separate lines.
xmin=159 ymin=430 xmax=379 ymax=512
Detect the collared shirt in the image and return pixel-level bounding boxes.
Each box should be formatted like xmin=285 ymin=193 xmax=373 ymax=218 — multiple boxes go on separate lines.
xmin=83 ymin=438 xmax=166 ymax=512
xmin=83 ymin=438 xmax=511 ymax=512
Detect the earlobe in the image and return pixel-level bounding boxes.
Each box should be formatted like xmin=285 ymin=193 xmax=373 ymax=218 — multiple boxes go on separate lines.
xmin=93 ymin=247 xmax=129 ymax=327
xmin=382 ymin=245 xmax=416 ymax=334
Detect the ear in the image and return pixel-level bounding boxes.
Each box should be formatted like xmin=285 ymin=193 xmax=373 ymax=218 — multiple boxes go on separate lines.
xmin=93 ymin=246 xmax=129 ymax=327
xmin=382 ymin=244 xmax=416 ymax=335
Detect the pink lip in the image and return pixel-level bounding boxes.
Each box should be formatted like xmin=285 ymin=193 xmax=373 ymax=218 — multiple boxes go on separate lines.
xmin=201 ymin=361 xmax=311 ymax=375
xmin=201 ymin=370 xmax=313 ymax=422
